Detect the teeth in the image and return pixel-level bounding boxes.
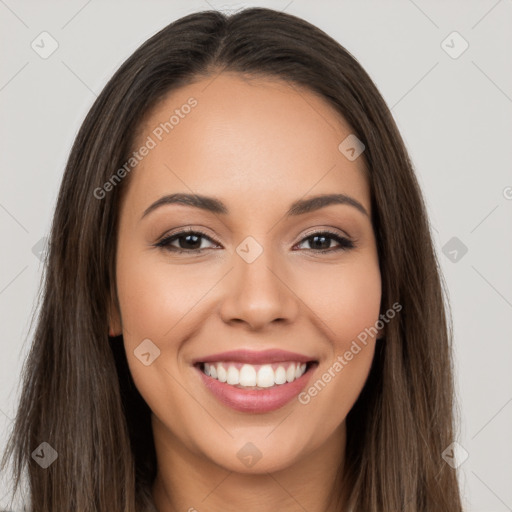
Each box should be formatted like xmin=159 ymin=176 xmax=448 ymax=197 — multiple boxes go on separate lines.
xmin=226 ymin=366 xmax=239 ymax=385
xmin=201 ymin=361 xmax=309 ymax=388
xmin=217 ymin=364 xmax=227 ymax=382
xmin=239 ymin=364 xmax=257 ymax=386
xmin=275 ymin=366 xmax=287 ymax=385
xmin=257 ymin=365 xmax=275 ymax=388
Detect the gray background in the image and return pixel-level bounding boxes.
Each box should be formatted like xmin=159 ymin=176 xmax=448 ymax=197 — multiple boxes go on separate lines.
xmin=1 ymin=0 xmax=511 ymax=510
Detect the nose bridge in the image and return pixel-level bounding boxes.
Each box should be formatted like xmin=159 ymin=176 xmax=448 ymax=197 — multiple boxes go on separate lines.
xmin=219 ymin=234 xmax=299 ymax=328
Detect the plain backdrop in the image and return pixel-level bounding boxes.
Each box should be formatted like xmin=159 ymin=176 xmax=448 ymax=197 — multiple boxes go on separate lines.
xmin=1 ymin=1 xmax=511 ymax=510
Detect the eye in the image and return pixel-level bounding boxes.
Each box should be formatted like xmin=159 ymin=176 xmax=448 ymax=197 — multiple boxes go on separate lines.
xmin=155 ymin=228 xmax=219 ymax=254
xmin=155 ymin=228 xmax=355 ymax=255
xmin=294 ymin=230 xmax=355 ymax=252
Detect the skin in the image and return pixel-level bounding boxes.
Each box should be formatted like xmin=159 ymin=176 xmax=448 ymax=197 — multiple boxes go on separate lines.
xmin=109 ymin=72 xmax=383 ymax=512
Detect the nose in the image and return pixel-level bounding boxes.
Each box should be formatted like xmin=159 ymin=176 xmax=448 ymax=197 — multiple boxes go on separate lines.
xmin=218 ymin=245 xmax=300 ymax=331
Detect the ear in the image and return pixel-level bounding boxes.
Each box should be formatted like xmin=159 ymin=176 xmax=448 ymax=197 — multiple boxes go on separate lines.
xmin=107 ymin=290 xmax=122 ymax=336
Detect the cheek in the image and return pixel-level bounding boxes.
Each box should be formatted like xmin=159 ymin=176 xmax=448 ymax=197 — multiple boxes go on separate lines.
xmin=293 ymin=255 xmax=381 ymax=413
xmin=332 ymin=264 xmax=381 ymax=346
xmin=115 ymin=250 xmax=220 ymax=410
xmin=294 ymin=254 xmax=382 ymax=344
xmin=115 ymin=251 xmax=198 ymax=420
xmin=116 ymin=249 xmax=211 ymax=341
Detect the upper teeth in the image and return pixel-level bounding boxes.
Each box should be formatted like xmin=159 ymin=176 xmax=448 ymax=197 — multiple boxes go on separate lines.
xmin=203 ymin=362 xmax=308 ymax=388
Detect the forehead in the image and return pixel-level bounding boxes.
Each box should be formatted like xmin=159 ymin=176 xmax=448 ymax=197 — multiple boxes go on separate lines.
xmin=123 ymin=72 xmax=370 ymax=216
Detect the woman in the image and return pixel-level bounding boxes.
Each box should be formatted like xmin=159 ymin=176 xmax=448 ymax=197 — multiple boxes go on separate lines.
xmin=1 ymin=7 xmax=464 ymax=511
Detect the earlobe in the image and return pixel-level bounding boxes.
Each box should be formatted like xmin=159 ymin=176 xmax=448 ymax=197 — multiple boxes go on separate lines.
xmin=108 ymin=316 xmax=122 ymax=338
xmin=108 ymin=322 xmax=122 ymax=338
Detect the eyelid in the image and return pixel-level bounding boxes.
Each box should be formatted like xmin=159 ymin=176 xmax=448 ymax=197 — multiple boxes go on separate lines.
xmin=157 ymin=225 xmax=351 ymax=244
xmin=154 ymin=225 xmax=356 ymax=254
xmin=299 ymin=225 xmax=352 ymax=240
xmin=156 ymin=227 xmax=220 ymax=247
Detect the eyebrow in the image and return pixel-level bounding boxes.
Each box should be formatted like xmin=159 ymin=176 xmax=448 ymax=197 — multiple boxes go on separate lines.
xmin=141 ymin=192 xmax=369 ymax=220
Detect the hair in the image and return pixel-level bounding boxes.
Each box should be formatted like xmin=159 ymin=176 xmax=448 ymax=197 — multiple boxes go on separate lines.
xmin=1 ymin=6 xmax=463 ymax=512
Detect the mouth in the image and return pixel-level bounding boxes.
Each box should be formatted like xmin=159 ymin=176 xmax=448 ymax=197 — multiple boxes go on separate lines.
xmin=195 ymin=360 xmax=317 ymax=389
xmin=192 ymin=349 xmax=319 ymax=413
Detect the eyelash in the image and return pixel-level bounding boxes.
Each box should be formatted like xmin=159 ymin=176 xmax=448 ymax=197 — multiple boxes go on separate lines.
xmin=154 ymin=228 xmax=355 ymax=254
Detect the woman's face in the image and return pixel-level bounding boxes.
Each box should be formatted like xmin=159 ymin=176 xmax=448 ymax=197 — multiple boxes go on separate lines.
xmin=111 ymin=72 xmax=382 ymax=474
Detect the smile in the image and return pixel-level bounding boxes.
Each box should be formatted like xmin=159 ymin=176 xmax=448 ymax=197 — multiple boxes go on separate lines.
xmin=192 ymin=349 xmax=318 ymax=413
xmin=201 ymin=361 xmax=309 ymax=389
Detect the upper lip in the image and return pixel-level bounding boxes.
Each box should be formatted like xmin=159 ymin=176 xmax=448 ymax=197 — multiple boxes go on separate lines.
xmin=192 ymin=349 xmax=317 ymax=365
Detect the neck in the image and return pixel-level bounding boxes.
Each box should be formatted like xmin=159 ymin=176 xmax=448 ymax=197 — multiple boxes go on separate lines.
xmin=151 ymin=414 xmax=346 ymax=512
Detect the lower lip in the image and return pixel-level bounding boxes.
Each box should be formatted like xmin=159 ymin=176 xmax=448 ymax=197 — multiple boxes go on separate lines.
xmin=195 ymin=363 xmax=317 ymax=413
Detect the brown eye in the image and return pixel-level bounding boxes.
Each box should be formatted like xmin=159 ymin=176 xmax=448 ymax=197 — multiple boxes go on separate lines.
xmin=155 ymin=229 xmax=219 ymax=253
xmin=155 ymin=229 xmax=355 ymax=255
xmin=295 ymin=231 xmax=355 ymax=252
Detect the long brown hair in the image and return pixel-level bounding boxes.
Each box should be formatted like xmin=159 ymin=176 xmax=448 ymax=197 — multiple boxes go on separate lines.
xmin=1 ymin=7 xmax=463 ymax=511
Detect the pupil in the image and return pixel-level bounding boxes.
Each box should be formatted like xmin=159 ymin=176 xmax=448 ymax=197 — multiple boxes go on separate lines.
xmin=311 ymin=235 xmax=329 ymax=249
xmin=182 ymin=234 xmax=200 ymax=249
